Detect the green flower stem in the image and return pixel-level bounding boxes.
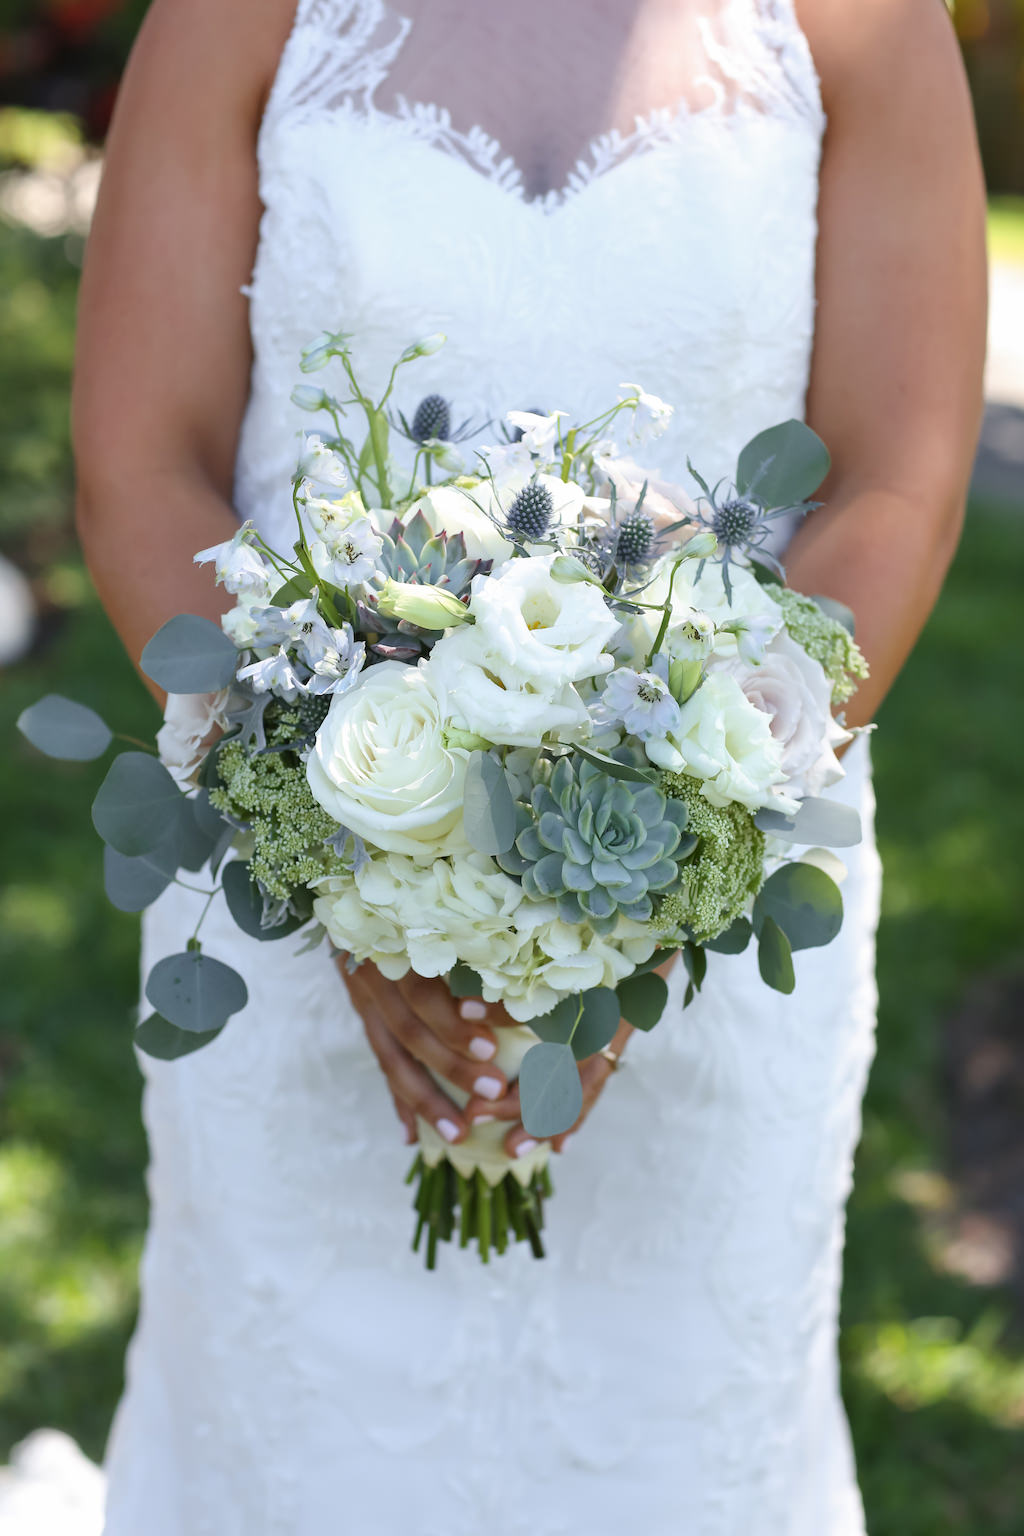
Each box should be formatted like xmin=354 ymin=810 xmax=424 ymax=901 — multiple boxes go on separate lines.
xmin=113 ymin=732 xmax=156 ymax=754
xmin=187 ymin=884 xmax=219 ymax=945
xmin=646 ymin=553 xmax=688 ymax=669
xmin=407 ymin=1156 xmax=552 ymax=1269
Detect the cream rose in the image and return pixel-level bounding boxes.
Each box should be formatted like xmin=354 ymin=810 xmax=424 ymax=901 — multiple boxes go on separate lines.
xmin=644 ymin=669 xmax=792 ymax=812
xmin=306 ymin=661 xmax=467 ymax=856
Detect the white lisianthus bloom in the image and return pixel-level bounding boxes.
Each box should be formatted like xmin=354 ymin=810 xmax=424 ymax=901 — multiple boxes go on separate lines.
xmin=408 ymin=483 xmax=513 ymax=565
xmin=295 ymin=432 xmax=348 ymax=487
xmin=716 ymin=631 xmax=849 ymax=801
xmin=194 ymin=523 xmax=273 ymax=600
xmin=464 ymin=552 xmax=618 ymax=687
xmin=644 ymin=670 xmax=792 ymax=812
xmin=306 ymin=661 xmax=468 ymax=857
xmin=428 ymin=630 xmax=594 ymax=747
xmin=618 ymin=382 xmax=674 ymax=442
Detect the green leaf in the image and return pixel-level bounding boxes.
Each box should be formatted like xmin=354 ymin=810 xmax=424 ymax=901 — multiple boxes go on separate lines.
xmin=448 ymin=964 xmax=484 ymax=999
xmin=754 ymin=797 xmax=861 ymax=848
xmin=571 ymin=988 xmax=621 ymax=1059
xmin=17 ymin=694 xmax=113 ymax=761
xmin=519 ymin=1042 xmax=583 ymax=1139
xmin=736 ymin=419 xmax=830 ymax=507
xmin=103 ymin=838 xmax=179 ymax=913
xmin=811 ymin=593 xmax=856 ymax=637
xmin=569 ymin=744 xmax=657 ymax=785
xmin=140 ymin=614 xmax=239 ymax=694
xmin=753 ymin=862 xmax=843 ymax=952
xmin=145 ymin=951 xmax=248 ymax=1032
xmin=757 ymin=916 xmax=795 ymax=993
xmin=176 ymin=795 xmax=222 ymax=873
xmin=682 ymin=942 xmax=707 ymax=991
xmin=704 ymin=917 xmax=753 ymax=955
xmin=462 ymin=751 xmax=517 ymax=856
xmin=221 ymin=860 xmax=306 ymax=941
xmin=616 ymin=970 xmax=669 ymax=1031
xmin=628 ymin=948 xmax=678 ymax=977
xmin=271 ymin=576 xmax=314 ymax=605
xmin=134 ymin=1012 xmax=224 ymax=1060
xmin=91 ymin=751 xmax=185 ymax=858
xmin=529 ymin=997 xmax=576 ymax=1045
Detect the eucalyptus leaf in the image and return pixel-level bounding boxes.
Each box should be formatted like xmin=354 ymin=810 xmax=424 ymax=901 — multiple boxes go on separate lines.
xmin=271 ymin=576 xmax=314 ymax=605
xmin=17 ymin=694 xmax=112 ymax=762
xmin=754 ymin=797 xmax=861 ymax=848
xmin=616 ymin=970 xmax=669 ymax=1031
xmin=103 ymin=838 xmax=180 ymax=913
xmin=177 ymin=796 xmax=222 ymax=873
xmin=519 ymin=1042 xmax=583 ymax=1139
xmin=462 ymin=752 xmax=517 ymax=856
xmin=192 ymin=788 xmax=228 ymax=841
xmin=221 ymin=860 xmax=306 ymax=941
xmin=529 ymin=998 xmax=577 ymax=1045
xmin=569 ymin=744 xmax=657 ymax=785
xmin=753 ymin=862 xmax=843 ymax=952
xmin=140 ymin=614 xmax=239 ymax=694
xmin=134 ymin=1012 xmax=224 ymax=1060
xmin=704 ymin=918 xmax=753 ymax=955
xmin=811 ymin=594 xmax=856 ymax=637
xmin=682 ymin=943 xmax=707 ymax=992
xmin=570 ymin=988 xmax=620 ymax=1059
xmin=628 ymin=948 xmax=678 ymax=977
xmin=757 ymin=916 xmax=795 ymax=993
xmin=448 ymin=964 xmax=484 ymax=999
xmin=91 ymin=752 xmax=185 ymax=857
xmin=736 ymin=419 xmax=830 ymax=507
xmin=145 ymin=950 xmax=249 ymax=1033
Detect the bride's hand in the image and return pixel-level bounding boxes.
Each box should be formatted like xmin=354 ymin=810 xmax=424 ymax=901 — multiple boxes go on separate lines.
xmin=462 ymin=1013 xmax=633 ymax=1159
xmin=340 ymin=961 xmax=509 ymax=1148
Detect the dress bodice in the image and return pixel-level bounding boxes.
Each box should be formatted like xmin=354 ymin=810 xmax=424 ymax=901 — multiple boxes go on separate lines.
xmin=235 ymin=0 xmax=824 ymax=551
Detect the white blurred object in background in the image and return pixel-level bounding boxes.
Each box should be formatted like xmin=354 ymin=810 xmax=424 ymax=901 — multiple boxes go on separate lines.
xmin=0 ymin=552 xmax=35 ymax=666
xmin=0 ymin=1431 xmax=104 ymax=1535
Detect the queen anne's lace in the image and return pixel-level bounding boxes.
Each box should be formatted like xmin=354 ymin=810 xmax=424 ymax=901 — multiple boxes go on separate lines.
xmin=101 ymin=6 xmax=879 ymax=1534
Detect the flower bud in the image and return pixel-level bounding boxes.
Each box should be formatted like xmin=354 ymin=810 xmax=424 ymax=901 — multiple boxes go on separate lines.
xmin=291 ymin=385 xmax=331 ymax=412
xmin=300 ymin=330 xmax=350 ymax=373
xmin=375 ymin=579 xmax=471 ymax=630
xmin=683 ymin=530 xmax=718 ymax=560
xmin=400 ymin=333 xmax=446 ymax=363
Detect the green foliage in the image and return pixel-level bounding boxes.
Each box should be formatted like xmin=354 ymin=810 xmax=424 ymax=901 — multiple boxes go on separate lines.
xmin=654 ymin=775 xmax=766 ymax=943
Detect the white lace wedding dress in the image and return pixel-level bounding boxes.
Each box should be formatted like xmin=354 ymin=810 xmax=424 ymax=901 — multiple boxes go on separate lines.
xmin=70 ymin=2 xmax=883 ymax=1531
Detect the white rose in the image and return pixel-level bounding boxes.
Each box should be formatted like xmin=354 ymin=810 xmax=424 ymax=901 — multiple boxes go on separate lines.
xmin=716 ymin=631 xmax=849 ymax=800
xmin=644 ymin=670 xmax=791 ymax=812
xmin=306 ymin=661 xmax=468 ymax=856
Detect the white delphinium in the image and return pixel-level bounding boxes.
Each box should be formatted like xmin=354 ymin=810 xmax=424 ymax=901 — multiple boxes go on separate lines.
xmin=295 ymin=432 xmax=348 ymax=488
xmin=194 ymin=522 xmax=274 ymax=600
xmin=306 ymin=661 xmax=468 ymax=857
xmin=644 ymin=669 xmax=793 ymax=812
xmin=596 ymin=658 xmax=681 ymax=741
xmin=617 ymin=383 xmax=673 ymax=443
xmin=504 ymin=410 xmax=566 ymax=459
xmin=237 ymin=646 xmax=308 ymax=702
xmin=301 ymin=494 xmax=383 ymax=589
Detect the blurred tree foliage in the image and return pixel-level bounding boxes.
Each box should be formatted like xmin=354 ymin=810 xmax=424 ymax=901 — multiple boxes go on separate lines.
xmin=954 ymin=0 xmax=1024 ymax=192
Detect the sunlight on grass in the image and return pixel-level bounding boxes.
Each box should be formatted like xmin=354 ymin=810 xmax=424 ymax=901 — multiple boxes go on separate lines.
xmin=0 ymin=886 xmax=77 ymax=948
xmin=849 ymin=1315 xmax=1024 ymax=1429
xmin=988 ymin=197 xmax=1024 ymax=267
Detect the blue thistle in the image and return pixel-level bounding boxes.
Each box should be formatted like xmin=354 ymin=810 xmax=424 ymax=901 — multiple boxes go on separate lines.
xmin=506 ymin=480 xmax=554 ymax=541
xmin=411 ymin=393 xmax=451 ymax=443
xmin=615 ymin=508 xmax=655 ymax=566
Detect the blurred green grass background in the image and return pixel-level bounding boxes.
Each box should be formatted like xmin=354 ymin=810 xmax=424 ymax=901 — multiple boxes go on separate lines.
xmin=1 ymin=125 xmax=1023 ymax=1534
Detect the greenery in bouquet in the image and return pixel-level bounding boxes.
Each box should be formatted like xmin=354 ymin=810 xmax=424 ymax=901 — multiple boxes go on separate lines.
xmin=17 ymin=328 xmax=869 ymax=1266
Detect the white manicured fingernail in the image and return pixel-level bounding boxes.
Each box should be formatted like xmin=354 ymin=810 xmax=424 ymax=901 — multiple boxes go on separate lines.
xmin=473 ymin=1075 xmax=503 ymax=1101
xmin=514 ymin=1138 xmax=538 ymax=1158
xmin=437 ymin=1118 xmax=460 ymax=1143
xmin=469 ymin=1036 xmax=497 ymax=1060
xmin=459 ymin=999 xmax=488 ymax=1021
xmin=472 ymin=1113 xmax=495 ymax=1125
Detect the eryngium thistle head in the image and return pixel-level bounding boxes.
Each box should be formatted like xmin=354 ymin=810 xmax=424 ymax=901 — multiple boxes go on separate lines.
xmin=712 ymin=497 xmax=760 ymax=545
xmin=497 ymin=755 xmax=694 ymax=933
xmin=291 ymin=692 xmax=332 ymax=745
xmin=615 ymin=508 xmax=655 ymax=566
xmin=506 ymin=480 xmax=555 ymax=541
xmin=411 ymin=393 xmax=451 ymax=443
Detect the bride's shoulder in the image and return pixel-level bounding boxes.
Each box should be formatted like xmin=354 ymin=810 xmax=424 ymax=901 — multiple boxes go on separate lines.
xmin=794 ymin=0 xmax=968 ymax=119
xmin=125 ymin=0 xmax=300 ymax=122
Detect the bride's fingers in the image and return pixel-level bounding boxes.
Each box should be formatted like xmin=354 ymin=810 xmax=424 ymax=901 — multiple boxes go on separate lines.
xmin=361 ymin=1006 xmax=469 ymax=1144
xmin=397 ymin=974 xmax=501 ymax=1064
xmin=384 ymin=992 xmax=508 ymax=1102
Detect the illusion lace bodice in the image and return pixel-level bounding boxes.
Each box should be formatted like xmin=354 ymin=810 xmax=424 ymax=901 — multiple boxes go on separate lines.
xmin=99 ymin=6 xmax=880 ymax=1534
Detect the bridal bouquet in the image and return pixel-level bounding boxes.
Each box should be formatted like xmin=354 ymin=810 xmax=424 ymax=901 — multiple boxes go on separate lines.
xmin=19 ymin=330 xmax=868 ymax=1267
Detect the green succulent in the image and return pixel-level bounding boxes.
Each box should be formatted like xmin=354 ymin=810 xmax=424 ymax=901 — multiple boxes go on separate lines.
xmin=358 ymin=510 xmax=490 ymax=659
xmin=498 ymin=755 xmax=695 ymax=933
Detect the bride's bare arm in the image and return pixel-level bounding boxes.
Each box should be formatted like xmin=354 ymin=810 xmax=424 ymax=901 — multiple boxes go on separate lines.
xmin=787 ymin=0 xmax=987 ymax=727
xmin=73 ymin=0 xmax=295 ymax=696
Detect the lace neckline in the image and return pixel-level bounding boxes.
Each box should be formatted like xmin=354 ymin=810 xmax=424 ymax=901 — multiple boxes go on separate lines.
xmin=263 ymin=0 xmax=824 ymax=216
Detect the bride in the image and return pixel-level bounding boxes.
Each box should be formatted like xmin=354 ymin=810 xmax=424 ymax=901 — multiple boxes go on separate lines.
xmin=68 ymin=0 xmax=984 ymax=1531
